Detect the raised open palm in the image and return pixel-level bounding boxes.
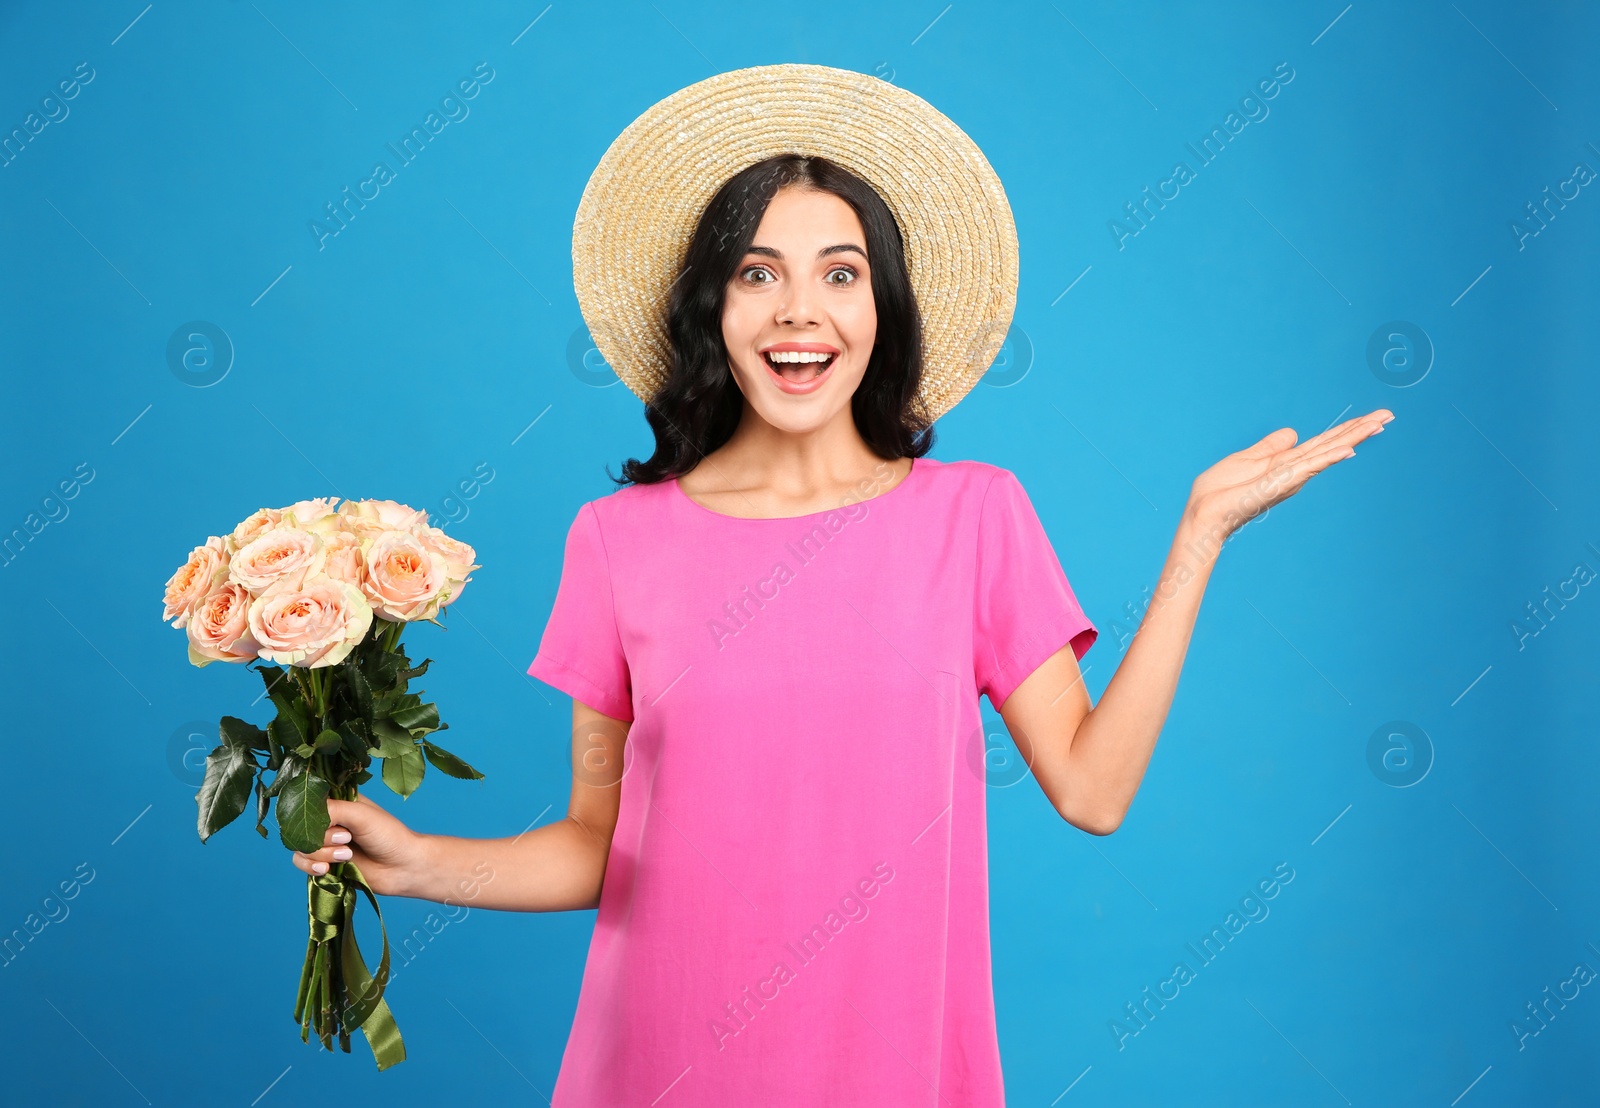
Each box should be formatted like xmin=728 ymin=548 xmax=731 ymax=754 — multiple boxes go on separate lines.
xmin=1188 ymin=408 xmax=1394 ymax=536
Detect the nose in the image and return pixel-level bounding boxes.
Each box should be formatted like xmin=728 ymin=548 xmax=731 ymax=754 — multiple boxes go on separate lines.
xmin=776 ymin=278 xmax=820 ymax=328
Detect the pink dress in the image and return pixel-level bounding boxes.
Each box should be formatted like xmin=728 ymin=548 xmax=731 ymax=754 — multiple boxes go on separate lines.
xmin=527 ymin=455 xmax=1097 ymax=1106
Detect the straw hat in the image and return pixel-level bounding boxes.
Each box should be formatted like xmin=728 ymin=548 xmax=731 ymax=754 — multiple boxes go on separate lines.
xmin=571 ymin=62 xmax=1020 ymax=425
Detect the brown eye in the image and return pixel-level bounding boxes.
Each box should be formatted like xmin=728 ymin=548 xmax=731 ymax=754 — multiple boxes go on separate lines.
xmin=740 ymin=265 xmax=773 ymax=284
xmin=827 ymin=267 xmax=858 ymax=286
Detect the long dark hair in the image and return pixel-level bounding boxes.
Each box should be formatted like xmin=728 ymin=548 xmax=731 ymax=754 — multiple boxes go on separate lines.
xmin=612 ymin=154 xmax=933 ymax=487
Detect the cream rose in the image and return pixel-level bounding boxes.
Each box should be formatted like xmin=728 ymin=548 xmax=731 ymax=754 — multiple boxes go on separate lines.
xmin=228 ymin=526 xmax=327 ymax=594
xmin=337 ymin=498 xmax=429 ymax=540
xmin=163 ymin=536 xmax=230 ymax=629
xmin=322 ymin=529 xmax=365 ymax=587
xmin=413 ymin=525 xmax=481 ymax=608
xmin=362 ymin=530 xmax=450 ymax=622
xmin=281 ymin=497 xmax=338 ymax=529
xmin=247 ymin=573 xmax=373 ymax=668
xmin=228 ymin=507 xmax=284 ymax=553
xmin=186 ymin=583 xmax=261 ymax=667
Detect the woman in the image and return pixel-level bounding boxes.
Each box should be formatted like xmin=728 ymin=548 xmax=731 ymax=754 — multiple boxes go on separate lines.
xmin=288 ymin=65 xmax=1391 ymax=1104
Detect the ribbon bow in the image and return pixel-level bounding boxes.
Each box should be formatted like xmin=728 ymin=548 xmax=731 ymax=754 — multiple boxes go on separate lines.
xmin=294 ymin=860 xmax=406 ymax=1070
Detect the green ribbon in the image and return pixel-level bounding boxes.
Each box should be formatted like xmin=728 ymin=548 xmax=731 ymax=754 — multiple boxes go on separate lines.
xmin=297 ymin=860 xmax=406 ymax=1070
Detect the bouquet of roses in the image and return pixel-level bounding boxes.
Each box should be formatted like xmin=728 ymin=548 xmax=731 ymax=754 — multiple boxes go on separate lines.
xmin=161 ymin=497 xmax=485 ymax=1070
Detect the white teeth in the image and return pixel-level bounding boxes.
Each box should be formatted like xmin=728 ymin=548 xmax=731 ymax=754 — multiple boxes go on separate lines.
xmin=765 ymin=350 xmax=834 ymax=363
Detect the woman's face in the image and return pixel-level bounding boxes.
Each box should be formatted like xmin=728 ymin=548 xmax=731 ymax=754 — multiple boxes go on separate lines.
xmin=721 ymin=186 xmax=877 ymax=434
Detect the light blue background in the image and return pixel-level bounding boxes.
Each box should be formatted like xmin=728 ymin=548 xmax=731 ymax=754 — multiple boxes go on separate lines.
xmin=3 ymin=1 xmax=1597 ymax=1104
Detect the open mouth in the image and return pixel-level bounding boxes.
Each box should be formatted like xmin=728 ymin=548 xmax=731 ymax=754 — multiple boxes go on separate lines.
xmin=761 ymin=351 xmax=837 ymax=381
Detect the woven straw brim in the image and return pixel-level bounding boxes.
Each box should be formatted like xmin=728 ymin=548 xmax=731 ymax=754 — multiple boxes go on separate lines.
xmin=571 ymin=62 xmax=1019 ymax=426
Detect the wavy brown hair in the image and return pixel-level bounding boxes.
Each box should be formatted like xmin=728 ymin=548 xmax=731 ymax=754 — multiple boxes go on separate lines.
xmin=612 ymin=154 xmax=933 ymax=487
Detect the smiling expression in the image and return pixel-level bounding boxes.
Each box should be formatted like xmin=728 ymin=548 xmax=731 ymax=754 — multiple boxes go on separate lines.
xmin=721 ymin=186 xmax=877 ymax=432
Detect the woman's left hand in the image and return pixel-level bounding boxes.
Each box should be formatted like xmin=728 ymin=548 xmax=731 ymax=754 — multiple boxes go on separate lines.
xmin=1185 ymin=408 xmax=1394 ymax=538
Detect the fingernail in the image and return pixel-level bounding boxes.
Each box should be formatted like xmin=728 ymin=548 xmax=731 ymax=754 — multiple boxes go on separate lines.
xmin=332 ymin=847 xmax=353 ymax=861
xmin=330 ymin=831 xmax=351 ymax=844
xmin=312 ymin=862 xmax=328 ymax=874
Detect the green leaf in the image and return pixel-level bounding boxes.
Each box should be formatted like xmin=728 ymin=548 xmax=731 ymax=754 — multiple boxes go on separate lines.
xmin=196 ymin=726 xmax=258 ymax=843
xmin=266 ymin=755 xmax=304 ymax=798
xmin=354 ymin=768 xmax=373 ymax=786
xmin=268 ymin=673 xmax=308 ymax=725
xmin=365 ymin=650 xmax=408 ymax=693
xmin=344 ymin=663 xmax=374 ymax=719
xmin=269 ymin=715 xmax=307 ymax=760
xmin=254 ymin=662 xmax=288 ymax=700
xmin=292 ymin=742 xmax=317 ymax=759
xmin=277 ymin=769 xmax=332 ymax=853
xmin=220 ymin=715 xmax=270 ymax=754
xmin=370 ymin=718 xmax=416 ymax=759
xmin=421 ymin=740 xmax=483 ymax=781
xmin=312 ymin=728 xmax=343 ymax=753
xmin=254 ymin=774 xmax=270 ymax=838
xmin=391 ymin=702 xmax=441 ymax=734
xmin=398 ymin=658 xmax=432 ymax=682
xmin=381 ymin=745 xmax=426 ymax=798
xmin=263 ymin=724 xmax=284 ymax=773
xmin=337 ymin=718 xmax=371 ymax=759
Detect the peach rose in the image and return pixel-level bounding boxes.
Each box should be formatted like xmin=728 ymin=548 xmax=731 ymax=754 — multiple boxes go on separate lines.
xmin=163 ymin=536 xmax=230 ymax=629
xmin=228 ymin=526 xmax=327 ymax=594
xmin=186 ymin=583 xmax=261 ymax=667
xmin=228 ymin=507 xmax=284 ymax=553
xmin=362 ymin=530 xmax=449 ymax=622
xmin=337 ymin=498 xmax=428 ymax=540
xmin=247 ymin=573 xmax=373 ymax=668
xmin=322 ymin=529 xmax=365 ymax=587
xmin=414 ymin=525 xmax=481 ymax=608
xmin=281 ymin=497 xmax=338 ymax=529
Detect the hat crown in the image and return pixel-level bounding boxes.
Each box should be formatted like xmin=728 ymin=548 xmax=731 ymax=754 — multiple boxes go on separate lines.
xmin=573 ymin=62 xmax=1019 ymax=424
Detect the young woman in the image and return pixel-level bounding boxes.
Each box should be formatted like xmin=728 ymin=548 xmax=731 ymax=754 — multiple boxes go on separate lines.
xmin=288 ymin=67 xmax=1391 ymax=1106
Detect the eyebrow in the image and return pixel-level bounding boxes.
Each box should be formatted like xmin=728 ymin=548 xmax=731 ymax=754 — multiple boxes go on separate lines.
xmin=745 ymin=243 xmax=868 ymax=262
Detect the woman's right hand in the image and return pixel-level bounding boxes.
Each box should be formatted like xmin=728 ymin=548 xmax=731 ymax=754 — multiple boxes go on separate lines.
xmin=287 ymin=792 xmax=428 ymax=899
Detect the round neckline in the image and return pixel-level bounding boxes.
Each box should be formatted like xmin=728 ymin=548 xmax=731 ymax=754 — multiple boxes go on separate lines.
xmin=671 ymin=457 xmax=924 ymax=522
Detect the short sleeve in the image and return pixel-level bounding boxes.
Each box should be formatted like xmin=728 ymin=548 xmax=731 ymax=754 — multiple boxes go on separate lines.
xmin=526 ymin=502 xmax=634 ymax=721
xmin=973 ymin=469 xmax=1098 ymax=711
